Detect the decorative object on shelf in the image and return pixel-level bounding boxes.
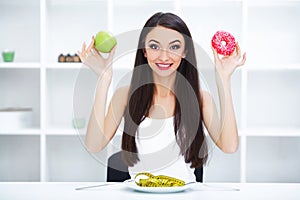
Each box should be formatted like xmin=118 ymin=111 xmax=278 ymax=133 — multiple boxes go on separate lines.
xmin=65 ymin=54 xmax=73 ymax=62
xmin=0 ymin=107 xmax=33 ymax=130
xmin=58 ymin=54 xmax=66 ymax=62
xmin=72 ymin=118 xmax=85 ymax=129
xmin=58 ymin=53 xmax=81 ymax=63
xmin=94 ymin=31 xmax=117 ymax=53
xmin=73 ymin=54 xmax=81 ymax=62
xmin=211 ymin=31 xmax=236 ymax=56
xmin=2 ymin=49 xmax=15 ymax=62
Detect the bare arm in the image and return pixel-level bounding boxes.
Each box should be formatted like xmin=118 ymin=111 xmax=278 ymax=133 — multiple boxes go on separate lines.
xmin=86 ymin=84 xmax=128 ymax=153
xmin=78 ymin=37 xmax=128 ymax=153
xmin=202 ymin=43 xmax=246 ymax=153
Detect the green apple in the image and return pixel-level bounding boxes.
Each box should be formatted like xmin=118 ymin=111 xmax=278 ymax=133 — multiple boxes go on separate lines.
xmin=94 ymin=31 xmax=117 ymax=53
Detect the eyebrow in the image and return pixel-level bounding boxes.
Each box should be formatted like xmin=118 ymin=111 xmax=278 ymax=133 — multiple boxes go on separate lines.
xmin=148 ymin=39 xmax=182 ymax=44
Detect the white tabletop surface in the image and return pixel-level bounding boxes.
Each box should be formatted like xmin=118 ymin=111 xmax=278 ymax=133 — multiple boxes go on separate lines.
xmin=0 ymin=182 xmax=300 ymax=200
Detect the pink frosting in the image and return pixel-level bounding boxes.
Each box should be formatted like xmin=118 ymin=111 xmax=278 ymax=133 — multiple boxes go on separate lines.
xmin=212 ymin=31 xmax=236 ymax=56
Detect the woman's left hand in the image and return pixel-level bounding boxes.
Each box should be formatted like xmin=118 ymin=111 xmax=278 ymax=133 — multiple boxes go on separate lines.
xmin=212 ymin=42 xmax=246 ymax=80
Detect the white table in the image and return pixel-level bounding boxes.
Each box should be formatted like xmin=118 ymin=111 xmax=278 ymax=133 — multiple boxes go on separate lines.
xmin=0 ymin=182 xmax=299 ymax=200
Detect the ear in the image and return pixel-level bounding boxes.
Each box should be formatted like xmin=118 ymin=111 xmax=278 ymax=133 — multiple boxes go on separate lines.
xmin=143 ymin=48 xmax=147 ymax=58
xmin=182 ymin=50 xmax=187 ymax=58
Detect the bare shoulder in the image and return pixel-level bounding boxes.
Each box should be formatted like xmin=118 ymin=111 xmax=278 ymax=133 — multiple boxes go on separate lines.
xmin=200 ymin=90 xmax=213 ymax=108
xmin=115 ymin=85 xmax=130 ymax=95
xmin=112 ymin=85 xmax=130 ymax=106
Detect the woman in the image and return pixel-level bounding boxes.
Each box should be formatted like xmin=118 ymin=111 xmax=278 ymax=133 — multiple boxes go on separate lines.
xmin=78 ymin=12 xmax=246 ymax=182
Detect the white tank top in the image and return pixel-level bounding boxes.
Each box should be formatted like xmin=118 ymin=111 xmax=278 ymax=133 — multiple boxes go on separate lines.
xmin=128 ymin=116 xmax=196 ymax=182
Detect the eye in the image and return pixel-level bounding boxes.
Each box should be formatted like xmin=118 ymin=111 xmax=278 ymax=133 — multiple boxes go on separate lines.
xmin=149 ymin=44 xmax=160 ymax=50
xmin=170 ymin=44 xmax=181 ymax=50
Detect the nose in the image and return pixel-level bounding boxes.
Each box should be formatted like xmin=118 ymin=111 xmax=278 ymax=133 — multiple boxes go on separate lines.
xmin=158 ymin=49 xmax=169 ymax=62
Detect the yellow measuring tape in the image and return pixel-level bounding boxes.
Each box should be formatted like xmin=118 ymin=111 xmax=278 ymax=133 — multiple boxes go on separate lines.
xmin=134 ymin=172 xmax=185 ymax=187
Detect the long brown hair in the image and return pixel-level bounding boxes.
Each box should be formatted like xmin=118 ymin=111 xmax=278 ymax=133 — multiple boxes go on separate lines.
xmin=122 ymin=12 xmax=208 ymax=168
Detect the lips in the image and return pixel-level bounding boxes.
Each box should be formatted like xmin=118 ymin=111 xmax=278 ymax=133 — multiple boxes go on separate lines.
xmin=156 ymin=63 xmax=173 ymax=70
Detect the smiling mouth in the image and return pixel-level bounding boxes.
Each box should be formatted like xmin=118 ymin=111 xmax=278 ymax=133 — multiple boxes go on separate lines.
xmin=156 ymin=63 xmax=173 ymax=70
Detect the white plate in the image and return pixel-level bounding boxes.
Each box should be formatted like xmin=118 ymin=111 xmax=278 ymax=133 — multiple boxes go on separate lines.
xmin=125 ymin=181 xmax=193 ymax=193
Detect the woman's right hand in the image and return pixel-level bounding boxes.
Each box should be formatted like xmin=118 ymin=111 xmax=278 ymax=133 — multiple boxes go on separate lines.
xmin=78 ymin=36 xmax=116 ymax=80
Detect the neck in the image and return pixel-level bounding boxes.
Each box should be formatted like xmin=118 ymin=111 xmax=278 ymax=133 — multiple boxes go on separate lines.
xmin=152 ymin=73 xmax=176 ymax=97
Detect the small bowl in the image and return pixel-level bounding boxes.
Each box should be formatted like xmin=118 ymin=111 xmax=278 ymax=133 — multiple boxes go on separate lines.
xmin=2 ymin=50 xmax=15 ymax=62
xmin=72 ymin=118 xmax=85 ymax=129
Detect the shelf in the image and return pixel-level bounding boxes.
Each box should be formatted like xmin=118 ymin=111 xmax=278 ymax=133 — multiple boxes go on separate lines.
xmin=45 ymin=0 xmax=108 ymax=63
xmin=247 ymin=136 xmax=300 ymax=183
xmin=245 ymin=64 xmax=300 ymax=71
xmin=46 ymin=135 xmax=107 ymax=181
xmin=0 ymin=0 xmax=40 ymax=62
xmin=46 ymin=68 xmax=95 ymax=130
xmin=45 ymin=128 xmax=85 ymax=135
xmin=0 ymin=62 xmax=41 ymax=68
xmin=245 ymin=129 xmax=300 ymax=137
xmin=45 ymin=63 xmax=83 ymax=69
xmin=0 ymin=135 xmax=40 ymax=181
xmin=48 ymin=0 xmax=107 ymax=6
xmin=248 ymin=0 xmax=300 ymax=7
xmin=204 ymin=136 xmax=241 ymax=183
xmin=0 ymin=68 xmax=41 ymax=129
xmin=247 ymin=70 xmax=300 ymax=130
xmin=247 ymin=1 xmax=300 ymax=66
xmin=0 ymin=128 xmax=40 ymax=135
xmin=0 ymin=62 xmax=88 ymax=69
xmin=0 ymin=128 xmax=88 ymax=136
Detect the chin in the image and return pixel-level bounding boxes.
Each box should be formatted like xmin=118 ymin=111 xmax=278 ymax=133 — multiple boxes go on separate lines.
xmin=152 ymin=68 xmax=177 ymax=78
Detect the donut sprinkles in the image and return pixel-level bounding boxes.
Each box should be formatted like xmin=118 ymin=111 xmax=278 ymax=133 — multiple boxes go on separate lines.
xmin=211 ymin=31 xmax=236 ymax=56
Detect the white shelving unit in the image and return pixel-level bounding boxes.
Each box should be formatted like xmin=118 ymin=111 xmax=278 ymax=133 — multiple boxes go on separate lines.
xmin=1 ymin=0 xmax=300 ymax=182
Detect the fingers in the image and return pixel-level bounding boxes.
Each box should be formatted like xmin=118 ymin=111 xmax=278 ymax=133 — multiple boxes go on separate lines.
xmin=78 ymin=42 xmax=86 ymax=56
xmin=91 ymin=47 xmax=103 ymax=60
xmin=77 ymin=50 xmax=84 ymax=62
xmin=211 ymin=46 xmax=220 ymax=63
xmin=233 ymin=42 xmax=246 ymax=67
xmin=78 ymin=37 xmax=116 ymax=69
xmin=78 ymin=42 xmax=87 ymax=62
xmin=78 ymin=36 xmax=97 ymax=63
xmin=87 ymin=36 xmax=95 ymax=52
xmin=237 ymin=52 xmax=246 ymax=67
xmin=235 ymin=42 xmax=241 ymax=60
xmin=82 ymin=42 xmax=86 ymax=54
xmin=91 ymin=47 xmax=98 ymax=56
xmin=107 ymin=45 xmax=117 ymax=63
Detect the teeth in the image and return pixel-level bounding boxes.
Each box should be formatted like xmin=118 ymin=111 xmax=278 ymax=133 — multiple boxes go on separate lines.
xmin=157 ymin=64 xmax=171 ymax=68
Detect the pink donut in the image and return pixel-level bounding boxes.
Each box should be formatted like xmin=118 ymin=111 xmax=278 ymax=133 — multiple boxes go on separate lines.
xmin=211 ymin=31 xmax=236 ymax=56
